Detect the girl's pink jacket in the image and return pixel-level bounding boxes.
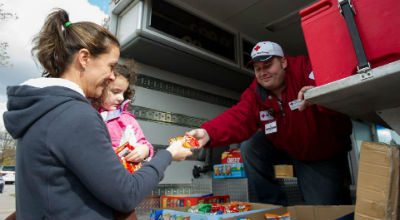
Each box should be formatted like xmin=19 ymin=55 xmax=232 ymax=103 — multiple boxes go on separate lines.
xmin=100 ymin=100 xmax=154 ymax=158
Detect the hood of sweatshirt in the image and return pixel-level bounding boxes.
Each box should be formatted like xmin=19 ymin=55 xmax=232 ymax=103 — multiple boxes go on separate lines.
xmin=3 ymin=78 xmax=88 ymax=139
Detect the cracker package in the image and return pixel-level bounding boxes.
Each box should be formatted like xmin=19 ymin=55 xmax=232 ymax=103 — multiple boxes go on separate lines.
xmin=221 ymin=148 xmax=242 ymax=164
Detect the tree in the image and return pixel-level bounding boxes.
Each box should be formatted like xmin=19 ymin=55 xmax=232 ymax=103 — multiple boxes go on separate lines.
xmin=0 ymin=131 xmax=16 ymax=165
xmin=0 ymin=42 xmax=11 ymax=67
xmin=0 ymin=3 xmax=18 ymax=67
xmin=0 ymin=3 xmax=17 ymax=20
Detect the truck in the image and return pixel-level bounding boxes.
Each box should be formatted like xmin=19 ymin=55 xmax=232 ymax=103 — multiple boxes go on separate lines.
xmin=107 ymin=0 xmax=400 ymax=218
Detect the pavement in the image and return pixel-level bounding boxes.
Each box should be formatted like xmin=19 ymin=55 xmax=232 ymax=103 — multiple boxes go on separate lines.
xmin=0 ymin=184 xmax=15 ymax=219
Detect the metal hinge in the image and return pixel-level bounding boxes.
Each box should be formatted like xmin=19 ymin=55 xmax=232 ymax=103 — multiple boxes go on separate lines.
xmin=359 ymin=70 xmax=374 ymax=81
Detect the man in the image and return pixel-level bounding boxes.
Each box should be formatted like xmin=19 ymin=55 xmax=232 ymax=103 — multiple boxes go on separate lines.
xmin=188 ymin=41 xmax=352 ymax=205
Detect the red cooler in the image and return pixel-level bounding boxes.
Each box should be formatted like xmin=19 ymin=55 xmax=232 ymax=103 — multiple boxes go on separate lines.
xmin=300 ymin=0 xmax=400 ymax=86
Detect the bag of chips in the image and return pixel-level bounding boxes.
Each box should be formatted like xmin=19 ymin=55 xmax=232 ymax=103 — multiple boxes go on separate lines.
xmin=168 ymin=134 xmax=199 ymax=149
xmin=114 ymin=142 xmax=142 ymax=173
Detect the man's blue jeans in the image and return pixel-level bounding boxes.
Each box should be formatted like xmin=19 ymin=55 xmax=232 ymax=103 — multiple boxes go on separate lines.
xmin=240 ymin=131 xmax=350 ymax=205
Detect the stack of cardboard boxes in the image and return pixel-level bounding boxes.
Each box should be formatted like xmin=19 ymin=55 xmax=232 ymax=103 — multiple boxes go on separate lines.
xmin=354 ymin=142 xmax=399 ymax=220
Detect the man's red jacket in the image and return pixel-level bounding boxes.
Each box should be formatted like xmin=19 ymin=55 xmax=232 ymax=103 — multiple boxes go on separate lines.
xmin=201 ymin=56 xmax=352 ymax=161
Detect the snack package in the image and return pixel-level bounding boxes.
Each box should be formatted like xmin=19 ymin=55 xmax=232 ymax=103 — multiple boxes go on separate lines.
xmin=265 ymin=212 xmax=291 ymax=220
xmin=168 ymin=134 xmax=199 ymax=149
xmin=187 ymin=202 xmax=251 ymax=215
xmin=188 ymin=204 xmax=212 ymax=214
xmin=221 ymin=148 xmax=242 ymax=164
xmin=114 ymin=142 xmax=142 ymax=173
xmin=161 ymin=213 xmax=190 ymax=220
xmin=229 ymin=201 xmax=251 ymax=213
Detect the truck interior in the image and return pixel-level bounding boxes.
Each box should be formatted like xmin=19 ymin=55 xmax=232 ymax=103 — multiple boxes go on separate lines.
xmin=108 ymin=0 xmax=400 ymax=219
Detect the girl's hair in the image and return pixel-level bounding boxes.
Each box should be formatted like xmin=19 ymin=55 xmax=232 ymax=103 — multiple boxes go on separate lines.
xmin=31 ymin=8 xmax=120 ymax=77
xmin=113 ymin=60 xmax=137 ymax=100
xmin=92 ymin=60 xmax=138 ymax=110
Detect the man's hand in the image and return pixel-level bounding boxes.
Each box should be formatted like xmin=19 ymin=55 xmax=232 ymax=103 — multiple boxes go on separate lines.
xmin=125 ymin=143 xmax=150 ymax=163
xmin=297 ymin=86 xmax=315 ymax=111
xmin=186 ymin=128 xmax=210 ymax=148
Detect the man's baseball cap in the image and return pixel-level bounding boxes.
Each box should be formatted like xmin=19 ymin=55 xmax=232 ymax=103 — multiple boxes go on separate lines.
xmin=246 ymin=41 xmax=284 ymax=68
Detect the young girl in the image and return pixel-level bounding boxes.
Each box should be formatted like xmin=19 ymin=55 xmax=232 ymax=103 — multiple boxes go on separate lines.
xmin=97 ymin=62 xmax=154 ymax=163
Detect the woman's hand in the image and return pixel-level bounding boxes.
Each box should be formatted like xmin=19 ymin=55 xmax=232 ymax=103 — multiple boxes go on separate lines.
xmin=124 ymin=143 xmax=150 ymax=163
xmin=166 ymin=140 xmax=193 ymax=161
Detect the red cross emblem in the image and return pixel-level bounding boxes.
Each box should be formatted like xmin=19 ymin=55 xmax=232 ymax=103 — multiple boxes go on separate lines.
xmin=254 ymin=45 xmax=261 ymax=51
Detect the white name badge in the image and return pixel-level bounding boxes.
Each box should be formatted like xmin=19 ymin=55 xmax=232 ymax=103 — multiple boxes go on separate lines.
xmin=289 ymin=99 xmax=304 ymax=111
xmin=265 ymin=121 xmax=277 ymax=134
xmin=260 ymin=110 xmax=274 ymax=121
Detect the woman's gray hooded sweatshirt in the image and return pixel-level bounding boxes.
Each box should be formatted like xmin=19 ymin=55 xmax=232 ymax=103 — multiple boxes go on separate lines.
xmin=3 ymin=78 xmax=172 ymax=220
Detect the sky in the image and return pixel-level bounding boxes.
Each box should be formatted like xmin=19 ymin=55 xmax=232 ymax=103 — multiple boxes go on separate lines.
xmin=0 ymin=0 xmax=109 ymax=131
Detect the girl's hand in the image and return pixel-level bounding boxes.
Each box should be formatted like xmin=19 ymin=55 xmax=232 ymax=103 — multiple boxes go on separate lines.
xmin=124 ymin=143 xmax=150 ymax=162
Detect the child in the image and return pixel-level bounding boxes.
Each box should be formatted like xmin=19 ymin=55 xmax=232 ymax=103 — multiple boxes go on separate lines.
xmin=95 ymin=62 xmax=153 ymax=219
xmin=97 ymin=61 xmax=154 ymax=164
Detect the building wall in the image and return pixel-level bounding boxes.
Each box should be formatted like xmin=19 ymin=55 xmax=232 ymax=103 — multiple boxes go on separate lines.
xmin=129 ymin=61 xmax=242 ymax=184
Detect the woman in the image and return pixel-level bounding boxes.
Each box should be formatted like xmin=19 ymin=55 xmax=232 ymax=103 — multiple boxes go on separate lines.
xmin=3 ymin=9 xmax=192 ymax=220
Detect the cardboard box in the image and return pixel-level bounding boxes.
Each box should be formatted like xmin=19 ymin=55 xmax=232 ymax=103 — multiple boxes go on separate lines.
xmin=221 ymin=148 xmax=242 ymax=164
xmin=151 ymin=204 xmax=354 ymax=220
xmin=355 ymin=142 xmax=400 ymax=220
xmin=136 ymin=195 xmax=161 ymax=219
xmin=274 ymin=165 xmax=294 ymax=178
xmin=225 ymin=205 xmax=354 ymax=220
xmin=151 ymin=203 xmax=279 ymax=220
xmin=160 ymin=195 xmax=230 ymax=208
xmin=213 ymin=163 xmax=246 ymax=179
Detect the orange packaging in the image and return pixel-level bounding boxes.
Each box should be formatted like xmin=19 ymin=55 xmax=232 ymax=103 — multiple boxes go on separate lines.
xmin=114 ymin=142 xmax=142 ymax=173
xmin=221 ymin=148 xmax=242 ymax=164
xmin=265 ymin=212 xmax=291 ymax=220
xmin=168 ymin=134 xmax=199 ymax=149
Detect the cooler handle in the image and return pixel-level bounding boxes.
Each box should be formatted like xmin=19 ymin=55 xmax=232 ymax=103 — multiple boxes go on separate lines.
xmin=338 ymin=0 xmax=370 ymax=73
xmin=299 ymin=0 xmax=332 ymax=21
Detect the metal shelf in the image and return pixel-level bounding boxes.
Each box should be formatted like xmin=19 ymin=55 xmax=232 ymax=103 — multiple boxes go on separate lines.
xmin=304 ymin=60 xmax=400 ymax=134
